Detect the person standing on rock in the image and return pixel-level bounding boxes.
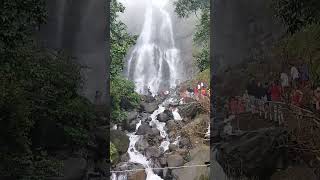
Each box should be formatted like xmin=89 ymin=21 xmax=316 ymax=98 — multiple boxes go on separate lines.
xmin=280 ymin=70 xmax=290 ymax=102
xmin=291 ymin=64 xmax=299 ymax=87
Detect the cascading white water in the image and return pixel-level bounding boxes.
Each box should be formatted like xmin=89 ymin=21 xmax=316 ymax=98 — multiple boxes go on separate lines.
xmin=126 ymin=0 xmax=181 ymax=95
xmin=111 ymin=98 xmax=183 ymax=180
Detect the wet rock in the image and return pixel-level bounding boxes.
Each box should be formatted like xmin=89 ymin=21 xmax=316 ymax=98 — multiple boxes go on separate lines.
xmin=145 ymin=117 xmax=152 ymax=124
xmin=110 ymin=130 xmax=130 ymax=154
xmin=167 ymin=154 xmax=184 ymax=167
xmin=120 ymin=152 xmax=130 ymax=162
xmin=116 ymin=163 xmax=146 ymax=180
xmin=159 ymin=157 xmax=167 ymax=166
xmin=150 ymin=128 xmax=160 ymax=136
xmin=179 ymin=137 xmax=191 ymax=148
xmin=135 ymin=138 xmax=149 ymax=152
xmin=136 ymin=123 xmax=153 ymax=135
xmin=145 ymin=146 xmax=161 ymax=158
xmin=128 ymin=170 xmax=146 ymax=180
xmin=157 ymin=110 xmax=173 ymax=122
xmin=141 ymin=102 xmax=158 ymax=113
xmin=172 ymin=145 xmax=210 ymax=180
xmin=145 ymin=134 xmax=163 ymax=147
xmin=166 ymin=120 xmax=178 ymax=131
xmin=127 ymin=111 xmax=138 ymax=121
xmin=141 ymin=95 xmax=156 ymax=103
xmin=169 ymin=144 xmax=178 ymax=152
xmin=127 ymin=119 xmax=139 ymax=132
xmin=179 ymin=103 xmax=201 ymax=119
xmin=152 ymin=159 xmax=163 ymax=177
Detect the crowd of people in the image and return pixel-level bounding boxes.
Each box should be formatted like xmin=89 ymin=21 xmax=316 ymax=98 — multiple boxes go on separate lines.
xmin=227 ymin=62 xmax=320 ymax=115
xmin=179 ymin=81 xmax=210 ymax=103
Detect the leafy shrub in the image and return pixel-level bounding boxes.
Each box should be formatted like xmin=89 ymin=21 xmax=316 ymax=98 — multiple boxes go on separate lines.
xmin=110 ymin=75 xmax=140 ymax=123
xmin=110 ymin=142 xmax=119 ymax=164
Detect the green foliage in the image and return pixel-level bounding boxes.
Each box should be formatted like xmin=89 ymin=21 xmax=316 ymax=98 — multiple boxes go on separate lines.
xmin=271 ymin=0 xmax=320 ymax=33
xmin=64 ymin=126 xmax=89 ymax=146
xmin=274 ymin=23 xmax=320 ymax=84
xmin=194 ymin=43 xmax=210 ymax=72
xmin=174 ymin=0 xmax=209 ymax=18
xmin=110 ymin=142 xmax=119 ymax=164
xmin=110 ymin=76 xmax=140 ymax=123
xmin=0 ymin=152 xmax=63 ymax=179
xmin=175 ymin=0 xmax=210 ymax=72
xmin=0 ymin=0 xmax=96 ymax=178
xmin=0 ymin=0 xmax=47 ymax=49
xmin=110 ymin=0 xmax=138 ymax=78
xmin=110 ymin=0 xmax=140 ymax=123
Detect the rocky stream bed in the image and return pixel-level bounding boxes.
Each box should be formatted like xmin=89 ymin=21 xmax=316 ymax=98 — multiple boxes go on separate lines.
xmin=110 ymin=93 xmax=210 ymax=180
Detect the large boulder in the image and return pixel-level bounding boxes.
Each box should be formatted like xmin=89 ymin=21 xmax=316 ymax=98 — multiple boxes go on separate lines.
xmin=157 ymin=109 xmax=173 ymax=122
xmin=135 ymin=137 xmax=149 ymax=152
xmin=216 ymin=128 xmax=288 ymax=179
xmin=136 ymin=123 xmax=153 ymax=135
xmin=179 ymin=103 xmax=202 ymax=119
xmin=166 ymin=120 xmax=177 ymax=131
xmin=128 ymin=170 xmax=146 ymax=180
xmin=150 ymin=128 xmax=160 ymax=136
xmin=169 ymin=144 xmax=178 ymax=152
xmin=145 ymin=146 xmax=162 ymax=158
xmin=172 ymin=145 xmax=210 ymax=180
xmin=167 ymin=154 xmax=184 ymax=167
xmin=141 ymin=95 xmax=156 ymax=103
xmin=122 ymin=111 xmax=139 ymax=132
xmin=110 ymin=130 xmax=130 ymax=154
xmin=127 ymin=111 xmax=138 ymax=121
xmin=115 ymin=163 xmax=146 ymax=180
xmin=141 ymin=102 xmax=158 ymax=113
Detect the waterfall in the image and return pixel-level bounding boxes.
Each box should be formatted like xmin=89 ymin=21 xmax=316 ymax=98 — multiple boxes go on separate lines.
xmin=126 ymin=0 xmax=181 ymax=95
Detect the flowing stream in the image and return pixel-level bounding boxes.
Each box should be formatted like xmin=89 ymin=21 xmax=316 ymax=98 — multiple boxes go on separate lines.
xmin=111 ymin=98 xmax=183 ymax=180
xmin=126 ymin=0 xmax=182 ymax=95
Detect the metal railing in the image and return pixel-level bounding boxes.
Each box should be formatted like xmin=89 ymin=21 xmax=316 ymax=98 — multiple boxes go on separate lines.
xmin=238 ymin=97 xmax=320 ymax=169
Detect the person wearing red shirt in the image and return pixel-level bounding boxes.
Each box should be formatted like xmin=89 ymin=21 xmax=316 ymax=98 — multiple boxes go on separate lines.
xmin=291 ymin=85 xmax=303 ymax=107
xmin=269 ymin=81 xmax=282 ymax=102
xmin=194 ymin=86 xmax=199 ymax=96
xmin=201 ymin=88 xmax=207 ymax=96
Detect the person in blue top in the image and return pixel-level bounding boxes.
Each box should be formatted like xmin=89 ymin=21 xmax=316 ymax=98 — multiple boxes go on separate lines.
xmin=299 ymin=62 xmax=309 ymax=87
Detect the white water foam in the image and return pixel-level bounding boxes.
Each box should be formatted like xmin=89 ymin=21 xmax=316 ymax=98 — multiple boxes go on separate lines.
xmin=126 ymin=0 xmax=182 ymax=95
xmin=112 ymin=99 xmax=183 ymax=180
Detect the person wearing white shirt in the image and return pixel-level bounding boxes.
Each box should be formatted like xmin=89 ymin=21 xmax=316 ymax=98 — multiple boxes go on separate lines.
xmin=280 ymin=72 xmax=289 ymax=87
xmin=291 ymin=65 xmax=299 ymax=87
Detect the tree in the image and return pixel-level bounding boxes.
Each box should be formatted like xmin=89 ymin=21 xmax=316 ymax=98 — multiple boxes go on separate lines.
xmin=174 ymin=0 xmax=210 ymax=72
xmin=0 ymin=1 xmax=96 ymax=178
xmin=110 ymin=0 xmax=138 ymax=78
xmin=271 ymin=0 xmax=320 ymax=34
xmin=110 ymin=0 xmax=140 ymax=123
